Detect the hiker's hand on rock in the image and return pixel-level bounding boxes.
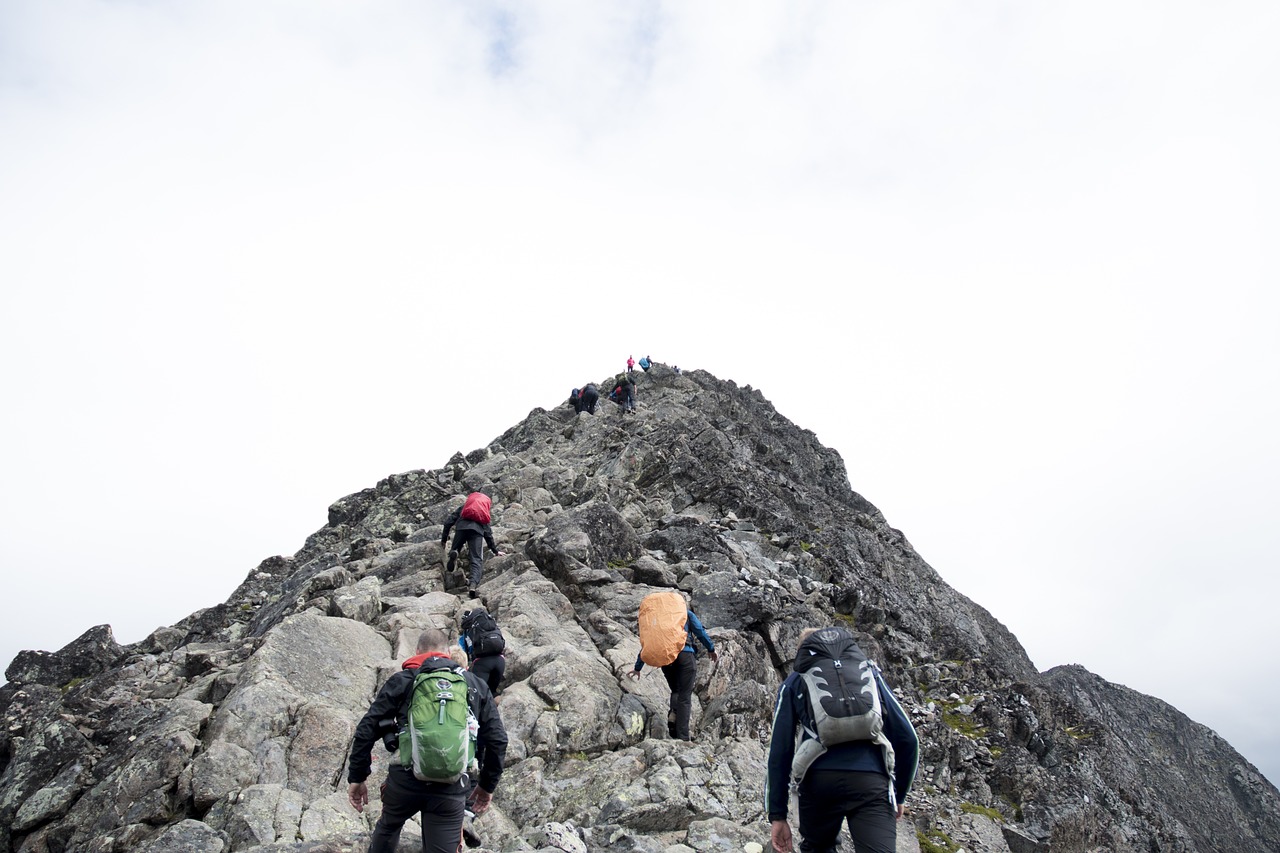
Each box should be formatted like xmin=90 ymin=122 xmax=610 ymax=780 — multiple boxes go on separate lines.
xmin=708 ymin=651 xmax=719 ymax=663
xmin=472 ymin=787 xmax=493 ymax=815
xmin=626 ymin=668 xmax=641 ymax=680
xmin=348 ymin=782 xmax=368 ymax=813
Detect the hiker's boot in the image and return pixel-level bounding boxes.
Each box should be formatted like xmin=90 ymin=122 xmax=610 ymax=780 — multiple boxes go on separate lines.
xmin=447 ymin=551 xmax=458 ymax=572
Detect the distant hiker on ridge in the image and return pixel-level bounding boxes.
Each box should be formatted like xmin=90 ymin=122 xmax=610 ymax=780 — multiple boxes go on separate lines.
xmin=570 ymin=382 xmax=598 ymax=415
xmin=626 ymin=591 xmax=717 ymax=741
xmin=442 ymin=492 xmax=504 ymax=599
xmin=639 ymin=355 xmax=652 ymax=372
xmin=610 ymin=375 xmax=636 ymax=414
xmin=627 ymin=355 xmax=635 ymax=374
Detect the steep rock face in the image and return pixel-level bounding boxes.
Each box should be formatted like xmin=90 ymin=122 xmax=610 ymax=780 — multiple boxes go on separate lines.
xmin=2 ymin=366 xmax=1277 ymax=853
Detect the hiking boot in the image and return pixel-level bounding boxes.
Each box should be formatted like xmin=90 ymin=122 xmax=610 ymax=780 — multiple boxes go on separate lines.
xmin=468 ymin=586 xmax=479 ymax=599
xmin=446 ymin=551 xmax=458 ymax=572
xmin=462 ymin=822 xmax=483 ymax=848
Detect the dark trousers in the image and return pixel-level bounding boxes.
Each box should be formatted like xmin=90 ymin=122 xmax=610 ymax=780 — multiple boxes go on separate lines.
xmin=370 ymin=765 xmax=467 ymax=853
xmin=450 ymin=530 xmax=486 ymax=587
xmin=661 ymin=651 xmax=697 ymax=740
xmin=581 ymin=389 xmax=598 ymax=414
xmin=796 ymin=769 xmax=896 ymax=853
xmin=470 ymin=654 xmax=505 ymax=696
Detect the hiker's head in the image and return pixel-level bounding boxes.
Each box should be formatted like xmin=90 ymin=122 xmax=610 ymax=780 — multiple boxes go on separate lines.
xmin=415 ymin=627 xmax=450 ymax=654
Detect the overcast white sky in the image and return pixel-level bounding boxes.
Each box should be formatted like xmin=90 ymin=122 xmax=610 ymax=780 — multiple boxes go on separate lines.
xmin=2 ymin=1 xmax=1277 ymax=785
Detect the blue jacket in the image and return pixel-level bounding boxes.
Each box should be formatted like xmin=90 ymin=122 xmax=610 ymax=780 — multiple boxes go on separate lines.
xmin=633 ymin=610 xmax=714 ymax=672
xmin=764 ymin=663 xmax=918 ymax=821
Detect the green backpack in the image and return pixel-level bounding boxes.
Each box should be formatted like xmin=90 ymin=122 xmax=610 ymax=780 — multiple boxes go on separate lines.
xmin=398 ymin=667 xmax=475 ymax=783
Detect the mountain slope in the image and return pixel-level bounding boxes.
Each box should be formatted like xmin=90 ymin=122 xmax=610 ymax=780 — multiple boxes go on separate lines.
xmin=3 ymin=365 xmax=1277 ymax=853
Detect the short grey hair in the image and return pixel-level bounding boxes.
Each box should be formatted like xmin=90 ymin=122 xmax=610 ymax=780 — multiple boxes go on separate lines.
xmin=415 ymin=627 xmax=450 ymax=654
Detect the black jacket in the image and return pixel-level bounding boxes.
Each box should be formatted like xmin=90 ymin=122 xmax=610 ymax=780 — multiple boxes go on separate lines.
xmin=441 ymin=508 xmax=500 ymax=554
xmin=348 ymin=653 xmax=508 ymax=793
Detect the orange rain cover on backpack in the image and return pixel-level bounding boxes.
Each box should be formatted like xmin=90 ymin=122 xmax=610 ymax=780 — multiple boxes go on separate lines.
xmin=638 ymin=591 xmax=688 ymax=667
xmin=460 ymin=493 xmax=492 ymax=524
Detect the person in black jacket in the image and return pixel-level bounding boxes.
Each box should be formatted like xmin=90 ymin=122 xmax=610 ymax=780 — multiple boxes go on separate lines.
xmin=611 ymin=375 xmax=636 ymax=414
xmin=578 ymin=382 xmax=599 ymax=414
xmin=459 ymin=607 xmax=506 ymax=697
xmin=441 ymin=495 xmax=504 ymax=598
xmin=348 ymin=627 xmax=508 ymax=853
xmin=765 ymin=627 xmax=918 ymax=853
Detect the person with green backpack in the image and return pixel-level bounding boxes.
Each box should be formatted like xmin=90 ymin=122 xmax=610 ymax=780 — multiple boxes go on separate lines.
xmin=347 ymin=627 xmax=508 ymax=853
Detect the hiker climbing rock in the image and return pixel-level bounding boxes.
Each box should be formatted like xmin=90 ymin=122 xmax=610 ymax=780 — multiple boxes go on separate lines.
xmin=626 ymin=591 xmax=717 ymax=741
xmin=347 ymin=627 xmax=508 ymax=853
xmin=442 ymin=492 xmax=504 ymax=599
xmin=610 ymin=375 xmax=636 ymax=414
xmin=460 ymin=607 xmax=507 ymax=697
xmin=765 ymin=626 xmax=919 ymax=853
xmin=570 ymin=383 xmax=599 ymax=415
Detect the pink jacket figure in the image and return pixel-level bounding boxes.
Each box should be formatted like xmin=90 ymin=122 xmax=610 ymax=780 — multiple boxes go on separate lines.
xmin=627 ymin=355 xmax=635 ymax=373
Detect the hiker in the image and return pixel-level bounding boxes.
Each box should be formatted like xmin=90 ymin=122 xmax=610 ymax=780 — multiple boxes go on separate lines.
xmin=627 ymin=355 xmax=635 ymax=373
xmin=611 ymin=375 xmax=636 ymax=414
xmin=459 ymin=607 xmax=506 ymax=697
xmin=673 ymin=365 xmax=681 ymax=375
xmin=578 ymin=382 xmax=599 ymax=414
xmin=347 ymin=627 xmax=508 ymax=853
xmin=569 ymin=388 xmax=581 ymax=412
xmin=764 ymin=626 xmax=919 ymax=853
xmin=442 ymin=492 xmax=504 ymax=599
xmin=638 ymin=355 xmax=651 ymax=372
xmin=626 ymin=592 xmax=717 ymax=741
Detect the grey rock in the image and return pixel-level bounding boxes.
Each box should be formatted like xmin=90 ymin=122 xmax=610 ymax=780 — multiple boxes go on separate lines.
xmin=137 ymin=819 xmax=228 ymax=853
xmin=186 ymin=741 xmax=260 ymax=811
xmin=328 ymin=576 xmax=382 ymax=625
xmin=5 ymin=624 xmax=122 ymax=686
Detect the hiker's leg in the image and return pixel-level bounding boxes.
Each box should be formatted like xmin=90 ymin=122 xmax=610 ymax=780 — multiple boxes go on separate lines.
xmin=795 ymin=769 xmax=850 ymax=853
xmin=368 ymin=767 xmax=421 ymax=853
xmin=471 ymin=655 xmax=505 ymax=696
xmin=665 ymin=651 xmax=697 ymax=740
xmin=417 ymin=788 xmax=468 ymax=853
xmin=842 ymin=772 xmax=896 ymax=853
xmin=465 ymin=532 xmax=485 ymax=587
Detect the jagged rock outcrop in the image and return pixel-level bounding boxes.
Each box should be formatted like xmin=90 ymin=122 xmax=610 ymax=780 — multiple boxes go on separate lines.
xmin=2 ymin=366 xmax=1278 ymax=852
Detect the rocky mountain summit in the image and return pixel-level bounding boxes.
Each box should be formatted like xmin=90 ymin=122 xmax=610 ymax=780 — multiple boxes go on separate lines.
xmin=3 ymin=366 xmax=1278 ymax=853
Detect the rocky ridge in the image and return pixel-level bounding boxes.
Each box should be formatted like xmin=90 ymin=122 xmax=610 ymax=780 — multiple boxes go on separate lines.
xmin=3 ymin=365 xmax=1278 ymax=853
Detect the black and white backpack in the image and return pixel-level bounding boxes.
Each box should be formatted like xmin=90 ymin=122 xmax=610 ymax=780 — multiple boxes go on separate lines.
xmin=789 ymin=627 xmax=894 ymax=784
